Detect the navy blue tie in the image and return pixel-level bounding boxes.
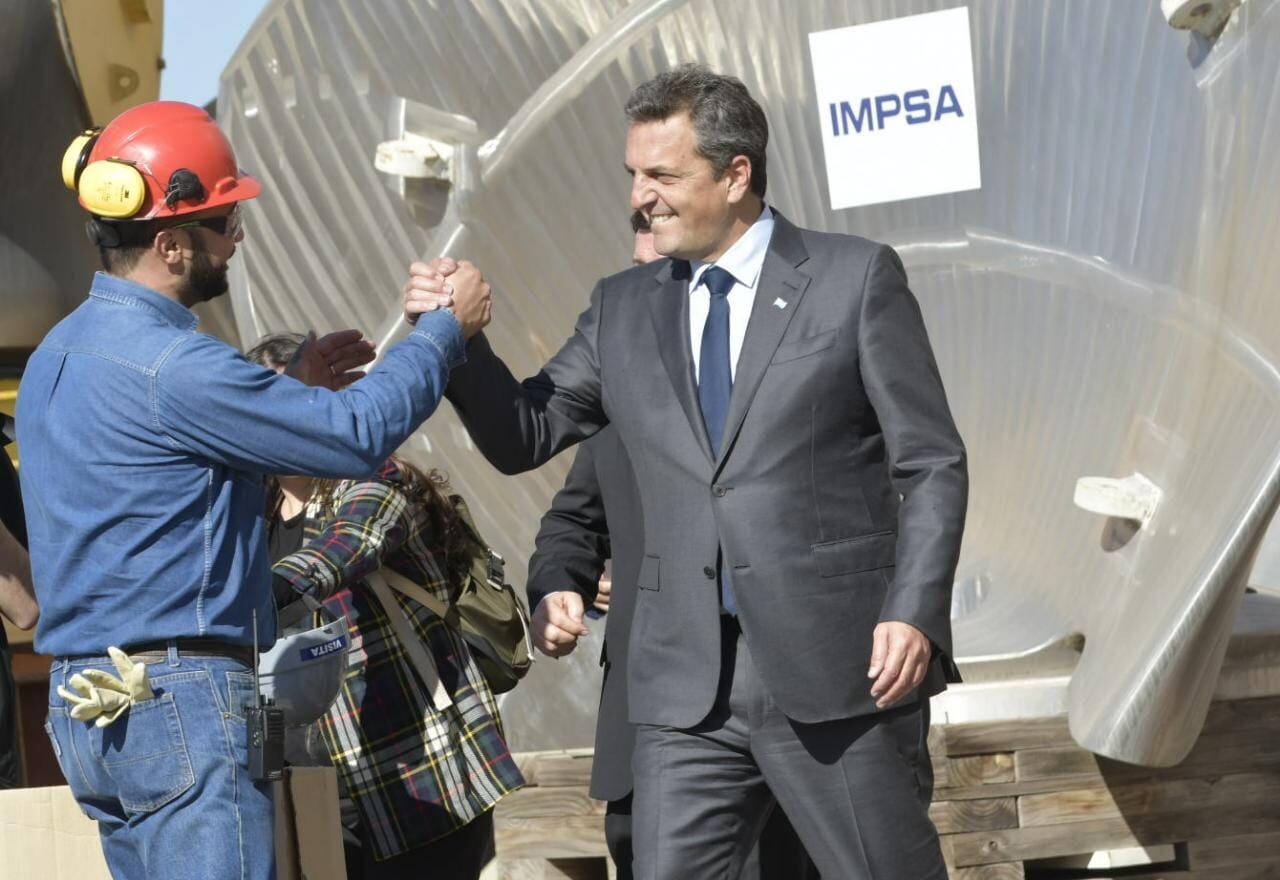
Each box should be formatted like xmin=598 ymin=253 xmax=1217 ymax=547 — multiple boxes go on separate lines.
xmin=697 ymin=265 xmax=738 ymax=615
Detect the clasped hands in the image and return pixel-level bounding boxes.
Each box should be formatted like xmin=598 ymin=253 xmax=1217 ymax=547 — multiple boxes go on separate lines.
xmin=402 ymin=257 xmax=492 ymax=339
xmin=273 ymin=256 xmax=491 ymax=392
xmin=532 ymin=592 xmax=931 ymax=710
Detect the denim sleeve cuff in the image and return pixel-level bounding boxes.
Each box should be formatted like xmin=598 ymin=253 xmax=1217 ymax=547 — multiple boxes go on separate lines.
xmin=410 ymin=309 xmax=466 ymax=369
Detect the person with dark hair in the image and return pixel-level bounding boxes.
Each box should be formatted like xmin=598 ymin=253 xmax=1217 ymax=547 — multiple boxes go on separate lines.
xmin=526 ymin=218 xmax=815 ymax=880
xmin=408 ymin=63 xmax=966 ymax=879
xmin=248 ymin=335 xmax=522 ymax=880
xmin=20 ymin=101 xmax=492 ymax=880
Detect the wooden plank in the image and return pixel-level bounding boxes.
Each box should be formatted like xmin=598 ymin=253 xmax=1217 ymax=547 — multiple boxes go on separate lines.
xmin=949 ymin=864 xmax=1025 ymax=880
xmin=1085 ymin=869 xmax=1280 ymax=880
xmin=932 ymin=754 xmax=951 ymax=788
xmin=1017 ymin=771 xmax=1280 ymax=828
xmin=929 ymin=798 xmax=1017 ymax=834
xmin=948 ymin=803 xmax=1280 ymax=867
xmin=495 ymin=859 xmax=608 ymax=880
xmin=937 ymin=747 xmax=1280 ymax=802
xmin=935 ymin=695 xmax=1280 ymax=761
xmin=937 ymin=716 xmax=1073 ymax=757
xmin=513 ymin=750 xmax=595 ymax=788
xmin=929 ymin=724 xmax=945 ymax=753
xmin=1013 ymin=745 xmax=1101 ymax=781
xmin=1200 ymin=696 xmax=1280 ymax=736
xmin=496 ymin=815 xmax=608 ymax=860
xmin=943 ymin=753 xmax=1015 ymax=787
xmin=1187 ymin=830 xmax=1280 ymax=868
xmin=1015 ymin=725 xmax=1280 ymax=784
xmin=931 ymin=777 xmax=1080 ymax=803
xmin=495 ymin=786 xmax=605 ymax=821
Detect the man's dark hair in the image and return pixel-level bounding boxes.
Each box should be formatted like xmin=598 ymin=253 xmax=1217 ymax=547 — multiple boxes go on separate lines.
xmin=630 ymin=209 xmax=650 ymax=234
xmin=92 ymin=214 xmax=226 ymax=275
xmin=245 ymin=332 xmax=308 ymax=371
xmin=625 ymin=64 xmax=768 ymax=198
xmin=98 ymin=243 xmax=150 ymax=275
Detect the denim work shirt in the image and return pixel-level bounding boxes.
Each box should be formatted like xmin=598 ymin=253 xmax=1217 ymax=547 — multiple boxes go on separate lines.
xmin=18 ymin=272 xmax=465 ymax=657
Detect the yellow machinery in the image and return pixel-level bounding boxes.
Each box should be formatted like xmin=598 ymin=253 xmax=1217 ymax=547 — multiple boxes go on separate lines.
xmin=0 ymin=0 xmax=163 ymax=726
xmin=56 ymin=0 xmax=164 ymax=127
xmin=0 ymin=0 xmax=163 ymax=357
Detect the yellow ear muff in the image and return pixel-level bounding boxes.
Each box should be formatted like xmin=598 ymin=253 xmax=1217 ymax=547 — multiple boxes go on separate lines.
xmin=77 ymin=160 xmax=148 ymax=219
xmin=61 ymin=129 xmax=101 ymax=191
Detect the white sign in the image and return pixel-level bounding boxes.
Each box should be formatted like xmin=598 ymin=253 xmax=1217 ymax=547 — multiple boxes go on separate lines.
xmin=808 ymin=7 xmax=981 ymax=210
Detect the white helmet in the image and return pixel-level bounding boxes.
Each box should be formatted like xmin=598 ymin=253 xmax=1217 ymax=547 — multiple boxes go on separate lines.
xmin=259 ymin=601 xmax=350 ymax=726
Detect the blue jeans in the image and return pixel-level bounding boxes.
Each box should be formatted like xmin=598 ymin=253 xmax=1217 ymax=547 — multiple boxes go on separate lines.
xmin=45 ymin=647 xmax=275 ymax=880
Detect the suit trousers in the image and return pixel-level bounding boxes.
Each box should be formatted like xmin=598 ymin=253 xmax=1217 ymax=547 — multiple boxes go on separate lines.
xmin=608 ymin=792 xmax=818 ymax=880
xmin=631 ymin=618 xmax=946 ymax=880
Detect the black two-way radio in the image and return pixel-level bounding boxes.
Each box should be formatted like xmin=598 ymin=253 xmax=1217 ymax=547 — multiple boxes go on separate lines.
xmin=247 ymin=610 xmax=285 ymax=781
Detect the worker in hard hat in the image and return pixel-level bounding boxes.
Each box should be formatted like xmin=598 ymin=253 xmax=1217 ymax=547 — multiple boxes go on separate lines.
xmin=17 ymin=101 xmax=492 ymax=880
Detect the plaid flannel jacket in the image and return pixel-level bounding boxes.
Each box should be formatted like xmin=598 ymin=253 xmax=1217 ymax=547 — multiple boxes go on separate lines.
xmin=273 ymin=460 xmax=524 ymax=860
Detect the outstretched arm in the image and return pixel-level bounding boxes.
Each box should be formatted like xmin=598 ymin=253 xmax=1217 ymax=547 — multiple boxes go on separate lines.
xmin=406 ymin=259 xmax=609 ymax=475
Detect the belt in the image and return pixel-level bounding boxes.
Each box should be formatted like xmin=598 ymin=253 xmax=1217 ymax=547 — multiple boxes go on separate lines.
xmin=121 ymin=638 xmax=255 ymax=667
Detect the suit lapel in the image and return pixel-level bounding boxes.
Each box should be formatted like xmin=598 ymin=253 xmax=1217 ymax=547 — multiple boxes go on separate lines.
xmin=648 ymin=259 xmax=714 ymax=463
xmin=716 ymin=215 xmax=811 ymax=474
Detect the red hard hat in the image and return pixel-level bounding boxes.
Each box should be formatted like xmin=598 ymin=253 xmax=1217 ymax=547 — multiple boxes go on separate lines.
xmin=81 ymin=101 xmax=261 ymax=220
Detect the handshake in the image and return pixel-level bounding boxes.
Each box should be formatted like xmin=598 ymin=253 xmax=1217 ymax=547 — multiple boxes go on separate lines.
xmin=280 ymin=257 xmax=492 ymax=395
xmin=402 ymin=257 xmax=493 ymax=340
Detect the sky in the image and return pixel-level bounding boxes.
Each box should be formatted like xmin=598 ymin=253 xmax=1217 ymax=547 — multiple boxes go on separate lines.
xmin=159 ymin=0 xmax=271 ymax=107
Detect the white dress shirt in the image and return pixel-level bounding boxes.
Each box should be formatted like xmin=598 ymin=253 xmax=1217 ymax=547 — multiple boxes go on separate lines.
xmin=689 ymin=205 xmax=775 ymax=382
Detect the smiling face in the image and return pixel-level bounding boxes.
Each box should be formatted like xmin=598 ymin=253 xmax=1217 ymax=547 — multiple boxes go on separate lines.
xmin=626 ymin=113 xmax=749 ymax=263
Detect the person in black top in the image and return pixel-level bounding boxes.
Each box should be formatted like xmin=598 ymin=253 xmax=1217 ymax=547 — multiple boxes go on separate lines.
xmin=0 ymin=413 xmax=39 ymax=788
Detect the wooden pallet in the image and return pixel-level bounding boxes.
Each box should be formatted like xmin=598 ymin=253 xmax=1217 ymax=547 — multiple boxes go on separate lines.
xmin=492 ymin=695 xmax=1280 ymax=879
xmin=933 ymin=694 xmax=1280 ymax=878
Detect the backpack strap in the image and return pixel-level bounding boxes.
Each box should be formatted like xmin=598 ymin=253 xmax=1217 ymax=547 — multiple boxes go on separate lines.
xmin=449 ymin=495 xmax=502 ymax=585
xmin=364 ymin=570 xmax=453 ymax=711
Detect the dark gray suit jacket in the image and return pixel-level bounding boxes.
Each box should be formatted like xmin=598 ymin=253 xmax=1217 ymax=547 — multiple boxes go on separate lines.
xmin=526 ymin=427 xmax=640 ymax=803
xmin=448 ymin=213 xmax=967 ymax=728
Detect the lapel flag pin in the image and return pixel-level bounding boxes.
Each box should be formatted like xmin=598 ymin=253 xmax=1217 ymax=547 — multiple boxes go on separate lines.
xmin=773 ymin=298 xmax=788 ymax=309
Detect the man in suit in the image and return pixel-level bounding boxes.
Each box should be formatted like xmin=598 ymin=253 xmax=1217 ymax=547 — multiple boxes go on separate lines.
xmin=407 ymin=64 xmax=967 ymax=879
xmin=526 ymin=214 xmax=816 ymax=880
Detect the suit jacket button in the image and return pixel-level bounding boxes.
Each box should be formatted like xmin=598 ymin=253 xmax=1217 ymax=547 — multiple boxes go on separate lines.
xmin=703 ymin=566 xmax=716 ymax=579
xmin=712 ymin=485 xmax=727 ymax=497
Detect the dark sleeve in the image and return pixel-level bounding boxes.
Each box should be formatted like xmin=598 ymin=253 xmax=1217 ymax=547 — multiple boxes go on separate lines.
xmin=272 ymin=469 xmax=415 ymax=602
xmin=857 ymin=245 xmax=968 ymax=659
xmin=445 ymin=282 xmax=609 ymax=475
xmin=0 ymin=418 xmax=25 ymax=549
xmin=526 ymin=441 xmax=610 ymax=614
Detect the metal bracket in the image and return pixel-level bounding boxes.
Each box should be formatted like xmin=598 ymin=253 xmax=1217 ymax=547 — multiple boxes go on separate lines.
xmin=1074 ymin=473 xmax=1163 ymax=526
xmin=1161 ymin=0 xmax=1244 ymax=38
xmin=374 ymin=97 xmax=483 ymax=184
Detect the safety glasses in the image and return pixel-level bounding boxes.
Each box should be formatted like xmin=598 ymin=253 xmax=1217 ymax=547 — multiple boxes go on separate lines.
xmin=172 ymin=202 xmax=244 ymax=239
